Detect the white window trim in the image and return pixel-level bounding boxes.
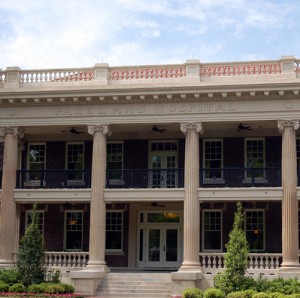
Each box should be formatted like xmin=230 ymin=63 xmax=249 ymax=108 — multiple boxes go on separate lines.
xmin=65 ymin=142 xmax=85 ymax=187
xmin=203 ymin=139 xmax=224 ymax=185
xmin=244 ymin=138 xmax=267 ymax=184
xmin=107 ymin=141 xmax=124 ymax=185
xmin=26 ymin=142 xmax=46 ymax=187
xmin=244 ymin=209 xmax=265 ymax=252
xmin=105 ymin=210 xmax=124 ymax=253
xmin=25 ymin=210 xmax=44 ymax=233
xmin=64 ymin=210 xmax=83 ymax=251
xmin=202 ymin=209 xmax=223 ymax=252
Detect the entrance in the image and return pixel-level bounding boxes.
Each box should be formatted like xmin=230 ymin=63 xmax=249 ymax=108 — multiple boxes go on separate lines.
xmin=137 ymin=211 xmax=182 ymax=268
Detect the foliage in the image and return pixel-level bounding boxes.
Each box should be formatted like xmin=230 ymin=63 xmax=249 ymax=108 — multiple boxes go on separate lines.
xmin=45 ymin=269 xmax=61 ymax=283
xmin=0 ymin=281 xmax=9 ymax=292
xmin=253 ymin=293 xmax=271 ymax=298
xmin=16 ymin=203 xmax=46 ymax=286
xmin=43 ymin=283 xmax=65 ymax=294
xmin=183 ymin=287 xmax=203 ymax=298
xmin=204 ymin=287 xmax=225 ymax=298
xmin=214 ymin=202 xmax=249 ymax=294
xmin=59 ymin=283 xmax=75 ymax=294
xmin=8 ymin=283 xmax=26 ymax=293
xmin=27 ymin=283 xmax=46 ymax=293
xmin=0 ymin=268 xmax=19 ymax=286
xmin=269 ymin=293 xmax=286 ymax=298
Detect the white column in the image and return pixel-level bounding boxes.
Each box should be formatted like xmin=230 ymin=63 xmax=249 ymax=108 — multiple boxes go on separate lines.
xmin=179 ymin=122 xmax=203 ymax=271
xmin=87 ymin=125 xmax=110 ymax=271
xmin=278 ymin=120 xmax=300 ymax=270
xmin=0 ymin=127 xmax=23 ymax=267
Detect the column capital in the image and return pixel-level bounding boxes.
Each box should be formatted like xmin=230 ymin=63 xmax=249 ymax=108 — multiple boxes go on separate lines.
xmin=0 ymin=127 xmax=24 ymax=138
xmin=87 ymin=124 xmax=111 ymax=136
xmin=180 ymin=122 xmax=203 ymax=135
xmin=278 ymin=120 xmax=300 ymax=132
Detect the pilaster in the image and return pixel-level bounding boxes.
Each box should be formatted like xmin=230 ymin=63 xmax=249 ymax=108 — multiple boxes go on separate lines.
xmin=0 ymin=127 xmax=23 ymax=267
xmin=278 ymin=120 xmax=300 ymax=272
xmin=86 ymin=125 xmax=110 ymax=271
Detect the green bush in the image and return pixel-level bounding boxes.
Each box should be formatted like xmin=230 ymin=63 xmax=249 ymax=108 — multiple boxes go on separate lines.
xmin=183 ymin=287 xmax=203 ymax=298
xmin=8 ymin=283 xmax=26 ymax=293
xmin=42 ymin=283 xmax=65 ymax=294
xmin=253 ymin=293 xmax=271 ymax=298
xmin=27 ymin=283 xmax=46 ymax=293
xmin=60 ymin=283 xmax=75 ymax=293
xmin=269 ymin=292 xmax=286 ymax=298
xmin=204 ymin=287 xmax=225 ymax=298
xmin=0 ymin=269 xmax=19 ymax=286
xmin=228 ymin=291 xmax=250 ymax=298
xmin=0 ymin=281 xmax=9 ymax=292
xmin=287 ymin=294 xmax=300 ymax=298
xmin=45 ymin=269 xmax=61 ymax=283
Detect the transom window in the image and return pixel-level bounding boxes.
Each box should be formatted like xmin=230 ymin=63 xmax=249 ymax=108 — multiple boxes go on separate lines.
xmin=66 ymin=143 xmax=84 ymax=181
xmin=65 ymin=211 xmax=83 ymax=251
xmin=245 ymin=138 xmax=265 ymax=179
xmin=202 ymin=211 xmax=222 ymax=252
xmin=245 ymin=210 xmax=265 ymax=251
xmin=106 ymin=211 xmax=123 ymax=251
xmin=26 ymin=210 xmax=44 ymax=233
xmin=107 ymin=142 xmax=123 ymax=181
xmin=203 ymin=140 xmax=223 ymax=182
xmin=151 ymin=141 xmax=177 ymax=151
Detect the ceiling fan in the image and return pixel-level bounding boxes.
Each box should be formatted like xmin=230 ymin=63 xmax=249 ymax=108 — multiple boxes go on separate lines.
xmin=152 ymin=125 xmax=167 ymax=133
xmin=144 ymin=201 xmax=166 ymax=207
xmin=237 ymin=123 xmax=252 ymax=131
xmin=62 ymin=127 xmax=85 ymax=134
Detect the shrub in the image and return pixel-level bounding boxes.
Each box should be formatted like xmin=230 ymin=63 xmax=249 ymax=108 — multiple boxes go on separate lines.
xmin=60 ymin=283 xmax=75 ymax=293
xmin=269 ymin=292 xmax=286 ymax=298
xmin=43 ymin=283 xmax=65 ymax=294
xmin=0 ymin=269 xmax=19 ymax=286
xmin=45 ymin=269 xmax=61 ymax=283
xmin=253 ymin=293 xmax=271 ymax=298
xmin=228 ymin=291 xmax=251 ymax=298
xmin=8 ymin=283 xmax=26 ymax=293
xmin=204 ymin=287 xmax=225 ymax=298
xmin=183 ymin=287 xmax=203 ymax=298
xmin=0 ymin=281 xmax=9 ymax=292
xmin=27 ymin=283 xmax=46 ymax=293
xmin=287 ymin=294 xmax=300 ymax=298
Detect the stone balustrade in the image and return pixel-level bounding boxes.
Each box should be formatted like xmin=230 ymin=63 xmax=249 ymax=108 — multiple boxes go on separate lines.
xmin=44 ymin=252 xmax=89 ymax=268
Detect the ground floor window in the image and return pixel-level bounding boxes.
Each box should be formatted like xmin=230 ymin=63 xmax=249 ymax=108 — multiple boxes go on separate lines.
xmin=106 ymin=211 xmax=123 ymax=251
xmin=65 ymin=211 xmax=83 ymax=251
xmin=26 ymin=210 xmax=44 ymax=233
xmin=202 ymin=210 xmax=222 ymax=251
xmin=245 ymin=210 xmax=265 ymax=251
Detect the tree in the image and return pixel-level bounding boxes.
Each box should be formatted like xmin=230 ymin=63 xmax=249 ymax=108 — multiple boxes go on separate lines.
xmin=17 ymin=204 xmax=46 ymax=286
xmin=214 ymin=202 xmax=249 ymax=294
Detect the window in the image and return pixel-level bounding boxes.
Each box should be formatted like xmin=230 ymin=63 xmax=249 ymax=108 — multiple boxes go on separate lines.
xmin=27 ymin=143 xmax=46 ymax=183
xmin=26 ymin=211 xmax=44 ymax=233
xmin=203 ymin=140 xmax=223 ymax=183
xmin=245 ymin=210 xmax=265 ymax=251
xmin=297 ymin=139 xmax=300 ymax=171
xmin=66 ymin=143 xmax=84 ymax=184
xmin=202 ymin=211 xmax=222 ymax=251
xmin=65 ymin=211 xmax=83 ymax=251
xmin=245 ymin=138 xmax=265 ymax=181
xmin=107 ymin=142 xmax=123 ymax=182
xmin=106 ymin=211 xmax=123 ymax=251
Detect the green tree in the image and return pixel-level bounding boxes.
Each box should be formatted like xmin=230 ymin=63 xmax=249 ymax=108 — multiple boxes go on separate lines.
xmin=16 ymin=204 xmax=46 ymax=286
xmin=214 ymin=202 xmax=249 ymax=294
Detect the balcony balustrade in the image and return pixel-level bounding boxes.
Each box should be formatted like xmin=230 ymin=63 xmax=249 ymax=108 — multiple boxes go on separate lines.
xmin=0 ymin=167 xmax=289 ymax=190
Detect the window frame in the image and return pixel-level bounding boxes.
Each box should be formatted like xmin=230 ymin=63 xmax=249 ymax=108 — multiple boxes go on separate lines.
xmin=105 ymin=210 xmax=124 ymax=252
xmin=202 ymin=209 xmax=223 ymax=252
xmin=27 ymin=142 xmax=46 ymax=170
xmin=244 ymin=209 xmax=265 ymax=252
xmin=25 ymin=210 xmax=44 ymax=234
xmin=106 ymin=141 xmax=124 ymax=185
xmin=64 ymin=210 xmax=84 ymax=251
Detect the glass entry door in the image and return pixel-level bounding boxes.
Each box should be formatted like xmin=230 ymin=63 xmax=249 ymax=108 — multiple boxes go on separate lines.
xmin=146 ymin=226 xmax=181 ymax=267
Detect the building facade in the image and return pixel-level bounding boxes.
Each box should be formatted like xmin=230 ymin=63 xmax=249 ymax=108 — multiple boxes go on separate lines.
xmin=0 ymin=56 xmax=300 ymax=293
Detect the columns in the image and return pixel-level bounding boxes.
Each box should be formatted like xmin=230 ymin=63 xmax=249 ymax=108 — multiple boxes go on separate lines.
xmin=0 ymin=127 xmax=23 ymax=267
xmin=86 ymin=125 xmax=110 ymax=271
xmin=179 ymin=122 xmax=203 ymax=271
xmin=278 ymin=120 xmax=300 ymax=270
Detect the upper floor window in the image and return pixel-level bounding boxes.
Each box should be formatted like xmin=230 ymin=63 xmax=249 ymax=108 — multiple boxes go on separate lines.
xmin=66 ymin=143 xmax=84 ymax=184
xmin=64 ymin=211 xmax=83 ymax=251
xmin=203 ymin=140 xmax=223 ymax=184
xmin=26 ymin=210 xmax=44 ymax=233
xmin=296 ymin=139 xmax=300 ymax=169
xmin=245 ymin=138 xmax=265 ymax=180
xmin=107 ymin=142 xmax=123 ymax=182
xmin=27 ymin=143 xmax=46 ymax=183
xmin=202 ymin=210 xmax=222 ymax=252
xmin=106 ymin=211 xmax=123 ymax=251
xmin=245 ymin=210 xmax=265 ymax=251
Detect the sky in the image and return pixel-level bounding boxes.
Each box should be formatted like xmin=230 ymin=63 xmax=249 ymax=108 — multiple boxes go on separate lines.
xmin=0 ymin=0 xmax=299 ymax=69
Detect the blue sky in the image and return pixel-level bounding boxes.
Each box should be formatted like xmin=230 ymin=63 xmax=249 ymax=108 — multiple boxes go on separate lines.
xmin=0 ymin=0 xmax=299 ymax=69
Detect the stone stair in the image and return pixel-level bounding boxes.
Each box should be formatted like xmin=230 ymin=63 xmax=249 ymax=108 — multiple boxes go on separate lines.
xmin=96 ymin=272 xmax=172 ymax=298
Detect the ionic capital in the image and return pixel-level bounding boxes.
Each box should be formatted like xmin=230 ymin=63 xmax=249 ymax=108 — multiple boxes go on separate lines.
xmin=180 ymin=122 xmax=203 ymax=135
xmin=87 ymin=125 xmax=111 ymax=136
xmin=0 ymin=126 xmax=24 ymax=138
xmin=278 ymin=120 xmax=300 ymax=132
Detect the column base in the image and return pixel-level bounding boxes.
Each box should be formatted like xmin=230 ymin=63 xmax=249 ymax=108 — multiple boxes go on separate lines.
xmin=86 ymin=260 xmax=110 ymax=272
xmin=179 ymin=261 xmax=203 ymax=272
xmin=0 ymin=260 xmax=16 ymax=268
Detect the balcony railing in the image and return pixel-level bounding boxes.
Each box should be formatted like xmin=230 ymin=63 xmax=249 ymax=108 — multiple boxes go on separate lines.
xmin=16 ymin=169 xmax=91 ymax=189
xmin=201 ymin=167 xmax=281 ymax=188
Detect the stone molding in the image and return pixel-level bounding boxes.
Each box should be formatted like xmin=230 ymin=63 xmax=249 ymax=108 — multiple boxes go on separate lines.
xmin=278 ymin=120 xmax=300 ymax=132
xmin=180 ymin=122 xmax=203 ymax=135
xmin=87 ymin=125 xmax=111 ymax=136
